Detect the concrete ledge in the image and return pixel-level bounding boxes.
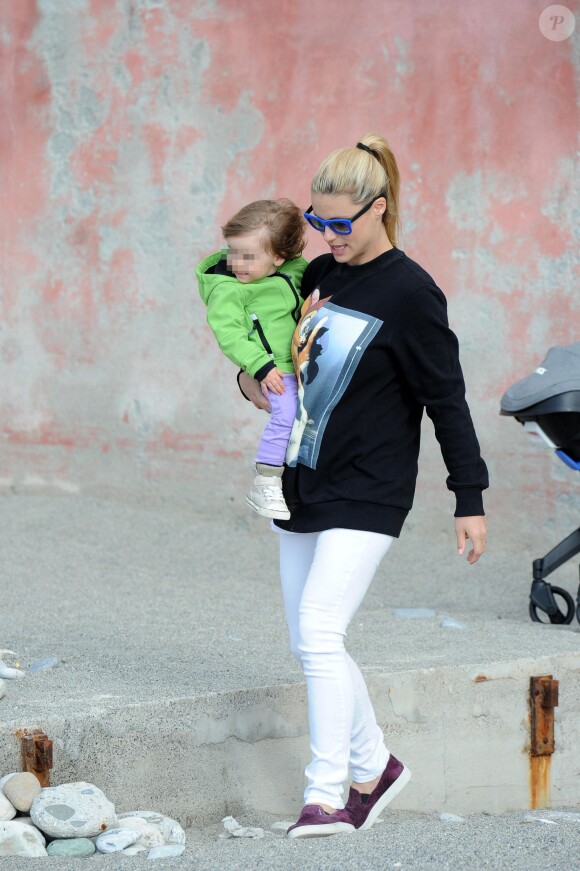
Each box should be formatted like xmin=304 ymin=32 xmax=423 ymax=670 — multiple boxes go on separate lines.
xmin=1 ymin=651 xmax=579 ymax=824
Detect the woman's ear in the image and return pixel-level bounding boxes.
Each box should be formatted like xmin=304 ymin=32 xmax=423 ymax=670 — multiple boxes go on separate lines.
xmin=373 ymin=197 xmax=387 ymax=218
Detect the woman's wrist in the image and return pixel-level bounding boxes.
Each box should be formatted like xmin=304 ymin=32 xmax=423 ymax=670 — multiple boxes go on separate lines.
xmin=236 ymin=370 xmax=251 ymax=401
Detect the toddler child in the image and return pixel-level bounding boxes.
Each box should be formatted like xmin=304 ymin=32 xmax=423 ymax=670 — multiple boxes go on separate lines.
xmin=196 ymin=199 xmax=307 ymax=519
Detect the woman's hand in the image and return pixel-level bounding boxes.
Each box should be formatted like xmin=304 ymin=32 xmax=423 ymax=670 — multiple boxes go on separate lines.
xmin=455 ymin=516 xmax=487 ymax=565
xmin=238 ymin=371 xmax=272 ymax=412
xmin=260 ymin=368 xmax=286 ymax=397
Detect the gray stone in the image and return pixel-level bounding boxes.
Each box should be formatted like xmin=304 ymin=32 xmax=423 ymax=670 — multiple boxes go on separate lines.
xmin=118 ymin=810 xmax=186 ymax=845
xmin=0 ymin=660 xmax=25 ymax=680
xmin=4 ymin=772 xmax=41 ymax=812
xmin=115 ymin=817 xmax=164 ymax=848
xmin=47 ymin=837 xmax=96 ymax=856
xmin=9 ymin=820 xmax=45 ymax=846
xmin=159 ymin=815 xmax=186 ymax=845
xmin=221 ymin=815 xmax=265 ymax=838
xmin=0 ymin=792 xmax=16 ymax=822
xmin=0 ymin=774 xmax=16 ymax=791
xmin=30 ymin=782 xmax=116 ymax=838
xmin=440 ymin=617 xmax=467 ymax=629
xmin=0 ymin=821 xmax=47 ymax=857
xmin=96 ymin=827 xmax=140 ymax=853
xmin=148 ymin=843 xmax=185 ymax=859
xmin=26 ymin=656 xmax=59 ymax=673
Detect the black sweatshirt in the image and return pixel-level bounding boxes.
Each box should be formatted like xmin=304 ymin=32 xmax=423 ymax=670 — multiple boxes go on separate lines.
xmin=275 ymin=247 xmax=489 ymax=537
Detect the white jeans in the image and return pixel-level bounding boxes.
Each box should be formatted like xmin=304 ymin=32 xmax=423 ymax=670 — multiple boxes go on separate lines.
xmin=277 ymin=527 xmax=394 ymax=808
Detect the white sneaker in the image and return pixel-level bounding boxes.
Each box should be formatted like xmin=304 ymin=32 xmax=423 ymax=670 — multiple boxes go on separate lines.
xmin=245 ymin=465 xmax=290 ymax=520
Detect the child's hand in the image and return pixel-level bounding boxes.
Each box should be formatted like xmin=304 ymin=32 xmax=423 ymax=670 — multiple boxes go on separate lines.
xmin=260 ymin=368 xmax=286 ymax=397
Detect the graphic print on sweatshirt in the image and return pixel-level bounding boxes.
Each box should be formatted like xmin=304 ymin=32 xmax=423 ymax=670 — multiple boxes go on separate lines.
xmin=286 ymin=289 xmax=383 ymax=469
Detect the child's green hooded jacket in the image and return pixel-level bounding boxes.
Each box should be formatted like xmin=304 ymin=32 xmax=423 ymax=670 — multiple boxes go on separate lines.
xmin=196 ymin=251 xmax=307 ymax=382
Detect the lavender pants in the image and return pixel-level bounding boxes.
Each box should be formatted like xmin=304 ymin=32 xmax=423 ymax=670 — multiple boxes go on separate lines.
xmin=255 ymin=373 xmax=298 ymax=466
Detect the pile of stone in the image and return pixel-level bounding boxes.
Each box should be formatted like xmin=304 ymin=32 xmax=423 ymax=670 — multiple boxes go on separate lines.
xmin=0 ymin=774 xmax=186 ymax=859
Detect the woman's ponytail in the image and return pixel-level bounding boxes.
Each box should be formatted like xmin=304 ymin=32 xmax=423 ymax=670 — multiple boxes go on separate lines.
xmin=358 ymin=134 xmax=400 ymax=247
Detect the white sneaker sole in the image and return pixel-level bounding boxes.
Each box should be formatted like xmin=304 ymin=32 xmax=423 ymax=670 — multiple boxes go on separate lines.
xmin=245 ymin=496 xmax=290 ymax=520
xmin=359 ymin=765 xmax=412 ymax=831
xmin=287 ymin=821 xmax=355 ymax=839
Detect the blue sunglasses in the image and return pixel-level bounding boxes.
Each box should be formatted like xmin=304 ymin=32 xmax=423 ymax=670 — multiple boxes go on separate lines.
xmin=303 ymin=197 xmax=380 ymax=236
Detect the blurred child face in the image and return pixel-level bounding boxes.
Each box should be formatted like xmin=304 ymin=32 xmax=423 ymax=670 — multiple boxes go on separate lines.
xmin=225 ymin=230 xmax=284 ymax=284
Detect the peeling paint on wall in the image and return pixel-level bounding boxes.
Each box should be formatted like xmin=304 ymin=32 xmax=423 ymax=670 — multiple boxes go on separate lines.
xmin=0 ymin=0 xmax=578 ymax=521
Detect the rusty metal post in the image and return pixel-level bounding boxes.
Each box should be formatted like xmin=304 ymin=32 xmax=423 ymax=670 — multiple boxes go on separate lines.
xmin=530 ymin=675 xmax=559 ymax=756
xmin=16 ymin=729 xmax=53 ymax=787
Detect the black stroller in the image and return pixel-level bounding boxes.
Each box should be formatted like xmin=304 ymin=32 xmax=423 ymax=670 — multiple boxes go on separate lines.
xmin=500 ymin=341 xmax=580 ymax=625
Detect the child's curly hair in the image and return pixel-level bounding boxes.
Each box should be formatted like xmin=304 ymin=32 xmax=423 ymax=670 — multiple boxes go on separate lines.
xmin=222 ymin=199 xmax=306 ymax=262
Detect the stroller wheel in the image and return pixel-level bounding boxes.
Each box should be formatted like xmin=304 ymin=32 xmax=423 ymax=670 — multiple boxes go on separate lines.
xmin=529 ymin=585 xmax=575 ymax=624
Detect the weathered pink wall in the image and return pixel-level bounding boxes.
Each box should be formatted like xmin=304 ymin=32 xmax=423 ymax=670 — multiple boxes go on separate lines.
xmin=1 ymin=0 xmax=578 ymax=528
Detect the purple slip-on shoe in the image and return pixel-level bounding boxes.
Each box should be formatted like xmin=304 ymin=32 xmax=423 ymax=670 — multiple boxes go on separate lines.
xmin=287 ymin=804 xmax=355 ymax=839
xmin=345 ymin=753 xmax=411 ymax=831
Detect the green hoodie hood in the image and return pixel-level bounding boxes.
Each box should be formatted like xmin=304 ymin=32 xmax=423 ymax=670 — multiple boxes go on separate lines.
xmin=196 ymin=250 xmax=307 ymax=380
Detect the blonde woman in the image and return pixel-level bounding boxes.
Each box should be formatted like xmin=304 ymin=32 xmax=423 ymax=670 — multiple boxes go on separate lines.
xmin=239 ymin=135 xmax=489 ymax=838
